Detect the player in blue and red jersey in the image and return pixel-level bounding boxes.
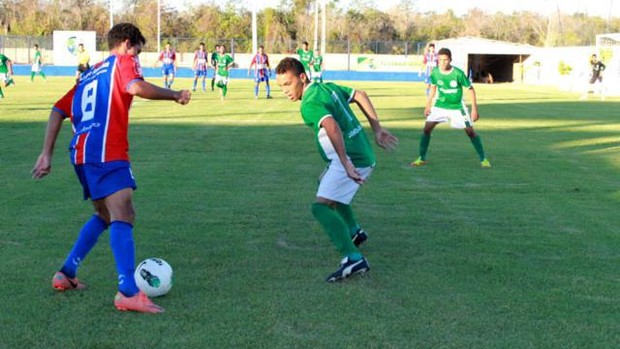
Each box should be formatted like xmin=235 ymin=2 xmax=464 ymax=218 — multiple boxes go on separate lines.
xmin=32 ymin=23 xmax=191 ymax=313
xmin=247 ymin=45 xmax=272 ymax=99
xmin=158 ymin=42 xmax=177 ymax=88
xmin=192 ymin=42 xmax=209 ymax=92
xmin=422 ymin=43 xmax=438 ymax=97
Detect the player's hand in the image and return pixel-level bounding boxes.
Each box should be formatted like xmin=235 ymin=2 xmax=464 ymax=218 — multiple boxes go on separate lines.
xmin=175 ymin=90 xmax=191 ymax=105
xmin=471 ymin=109 xmax=479 ymax=122
xmin=424 ymin=107 xmax=431 ymax=118
xmin=344 ymin=159 xmax=365 ymax=184
xmin=32 ymin=154 xmax=52 ymax=179
xmin=375 ymin=128 xmax=398 ymax=152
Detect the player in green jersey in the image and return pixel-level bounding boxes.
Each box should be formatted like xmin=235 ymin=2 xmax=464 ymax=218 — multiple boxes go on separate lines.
xmin=296 ymin=41 xmax=314 ymax=77
xmin=210 ymin=44 xmax=220 ymax=91
xmin=310 ymin=49 xmax=324 ymax=83
xmin=0 ymin=53 xmax=15 ymax=99
xmin=411 ymin=48 xmax=491 ymax=168
xmin=275 ymin=57 xmax=398 ymax=282
xmin=31 ymin=44 xmax=47 ymax=82
xmin=214 ymin=44 xmax=234 ymax=101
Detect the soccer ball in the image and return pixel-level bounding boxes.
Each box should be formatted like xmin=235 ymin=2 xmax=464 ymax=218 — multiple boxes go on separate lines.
xmin=134 ymin=258 xmax=173 ymax=297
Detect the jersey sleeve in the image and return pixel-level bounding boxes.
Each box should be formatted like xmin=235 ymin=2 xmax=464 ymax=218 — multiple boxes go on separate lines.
xmin=458 ymin=69 xmax=472 ymax=88
xmin=301 ymin=100 xmax=333 ymax=131
xmin=251 ymin=55 xmax=257 ymax=65
xmin=52 ymin=86 xmax=76 ymax=119
xmin=335 ymin=84 xmax=354 ymax=103
xmin=117 ymin=55 xmax=144 ymax=92
xmin=429 ymin=68 xmax=438 ymax=85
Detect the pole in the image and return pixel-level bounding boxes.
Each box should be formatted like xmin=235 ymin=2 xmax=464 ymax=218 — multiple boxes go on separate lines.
xmin=321 ymin=0 xmax=326 ymax=54
xmin=109 ymin=0 xmax=113 ymax=29
xmin=252 ymin=2 xmax=257 ymax=55
xmin=157 ymin=0 xmax=161 ymax=55
xmin=314 ymin=0 xmax=319 ymax=51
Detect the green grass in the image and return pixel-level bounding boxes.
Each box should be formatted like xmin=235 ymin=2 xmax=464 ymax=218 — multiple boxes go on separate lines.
xmin=1 ymin=76 xmax=619 ymax=349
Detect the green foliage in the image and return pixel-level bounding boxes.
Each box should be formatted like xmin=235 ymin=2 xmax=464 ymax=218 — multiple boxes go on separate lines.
xmin=558 ymin=60 xmax=572 ymax=75
xmin=1 ymin=76 xmax=620 ymax=348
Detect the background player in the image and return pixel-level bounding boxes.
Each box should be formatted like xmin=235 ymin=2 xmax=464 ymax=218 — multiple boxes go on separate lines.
xmin=248 ymin=45 xmax=272 ymax=99
xmin=275 ymin=57 xmax=398 ymax=282
xmin=75 ymin=43 xmax=90 ymax=82
xmin=310 ymin=48 xmax=324 ymax=83
xmin=0 ymin=52 xmax=14 ymax=99
xmin=193 ymin=42 xmax=209 ymax=92
xmin=30 ymin=44 xmax=47 ymax=82
xmin=32 ymin=23 xmax=191 ymax=313
xmin=158 ymin=42 xmax=177 ymax=88
xmin=210 ymin=44 xmax=220 ymax=91
xmin=296 ymin=41 xmax=314 ymax=78
xmin=580 ymin=53 xmax=606 ymax=100
xmin=422 ymin=43 xmax=438 ymax=97
xmin=214 ymin=44 xmax=234 ymax=101
xmin=411 ymin=47 xmax=491 ymax=168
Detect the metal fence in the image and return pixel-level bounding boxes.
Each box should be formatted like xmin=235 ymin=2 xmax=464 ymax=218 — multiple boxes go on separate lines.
xmin=1 ymin=34 xmax=427 ymax=61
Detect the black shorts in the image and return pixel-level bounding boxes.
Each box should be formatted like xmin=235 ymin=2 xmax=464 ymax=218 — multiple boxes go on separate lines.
xmin=589 ymin=75 xmax=602 ymax=84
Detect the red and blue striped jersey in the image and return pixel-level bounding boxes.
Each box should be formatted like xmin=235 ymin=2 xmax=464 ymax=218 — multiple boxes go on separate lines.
xmin=159 ymin=50 xmax=176 ymax=66
xmin=53 ymin=54 xmax=143 ymax=165
xmin=194 ymin=50 xmax=208 ymax=71
xmin=251 ymin=53 xmax=269 ymax=77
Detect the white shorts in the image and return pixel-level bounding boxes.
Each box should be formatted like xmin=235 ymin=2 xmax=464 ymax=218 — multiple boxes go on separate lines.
xmin=427 ymin=105 xmax=472 ymax=129
xmin=31 ymin=63 xmax=41 ymax=73
xmin=0 ymin=73 xmax=9 ymax=83
xmin=311 ymin=70 xmax=322 ymax=79
xmin=316 ymin=162 xmax=374 ymax=205
xmin=215 ymin=74 xmax=228 ymax=85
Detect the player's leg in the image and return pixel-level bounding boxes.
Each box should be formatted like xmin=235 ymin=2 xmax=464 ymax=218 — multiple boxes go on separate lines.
xmin=254 ymin=79 xmax=260 ymax=98
xmin=265 ymin=77 xmax=272 ymax=98
xmin=30 ymin=69 xmax=36 ymax=81
xmin=412 ymin=121 xmax=438 ymax=166
xmin=201 ymin=73 xmax=207 ymax=91
xmin=335 ymin=202 xmax=368 ymax=247
xmin=464 ymin=127 xmax=490 ymax=166
xmin=192 ymin=72 xmax=198 ymax=91
xmin=313 ymin=165 xmax=372 ymax=281
xmin=168 ymin=73 xmax=175 ymax=88
xmin=0 ymin=86 xmax=4 ymax=98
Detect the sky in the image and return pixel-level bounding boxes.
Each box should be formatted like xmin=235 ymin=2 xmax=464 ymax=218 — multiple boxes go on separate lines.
xmin=176 ymin=0 xmax=619 ymax=18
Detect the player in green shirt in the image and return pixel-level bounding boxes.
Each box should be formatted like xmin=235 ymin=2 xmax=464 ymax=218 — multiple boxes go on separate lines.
xmin=214 ymin=44 xmax=234 ymax=101
xmin=0 ymin=53 xmax=15 ymax=99
xmin=310 ymin=49 xmax=324 ymax=83
xmin=275 ymin=57 xmax=398 ymax=282
xmin=411 ymin=48 xmax=491 ymax=168
xmin=296 ymin=41 xmax=314 ymax=77
xmin=210 ymin=44 xmax=220 ymax=91
xmin=30 ymin=44 xmax=47 ymax=82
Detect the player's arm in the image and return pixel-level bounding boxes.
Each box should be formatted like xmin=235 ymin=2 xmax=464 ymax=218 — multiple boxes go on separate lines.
xmin=248 ymin=56 xmax=255 ymax=76
xmin=351 ymin=90 xmax=398 ymax=152
xmin=467 ymin=86 xmax=479 ymax=121
xmin=320 ymin=117 xmax=364 ymax=183
xmin=32 ymin=109 xmax=65 ymax=179
xmin=424 ymin=85 xmax=437 ymax=116
xmin=127 ymin=80 xmax=191 ymax=105
xmin=7 ymin=58 xmax=13 ymax=75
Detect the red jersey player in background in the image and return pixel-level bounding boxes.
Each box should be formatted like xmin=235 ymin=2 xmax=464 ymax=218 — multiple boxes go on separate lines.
xmin=32 ymin=23 xmax=191 ymax=313
xmin=248 ymin=45 xmax=272 ymax=99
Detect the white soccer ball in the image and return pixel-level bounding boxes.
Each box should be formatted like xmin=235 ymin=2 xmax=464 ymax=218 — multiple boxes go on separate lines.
xmin=134 ymin=257 xmax=173 ymax=297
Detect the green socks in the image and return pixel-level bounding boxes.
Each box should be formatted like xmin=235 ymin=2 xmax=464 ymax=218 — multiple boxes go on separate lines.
xmin=311 ymin=203 xmax=360 ymax=258
xmin=419 ymin=133 xmax=431 ymax=160
xmin=470 ymin=135 xmax=486 ymax=161
xmin=335 ymin=203 xmax=360 ymax=237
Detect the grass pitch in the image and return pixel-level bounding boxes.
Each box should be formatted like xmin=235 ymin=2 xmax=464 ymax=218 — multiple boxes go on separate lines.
xmin=1 ymin=76 xmax=619 ymax=348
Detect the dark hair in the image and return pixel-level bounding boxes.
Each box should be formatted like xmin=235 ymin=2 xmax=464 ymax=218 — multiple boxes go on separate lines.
xmin=276 ymin=57 xmax=305 ymax=76
xmin=259 ymin=45 xmax=264 ymax=49
xmin=34 ymin=44 xmax=39 ymax=49
xmin=428 ymin=43 xmax=435 ymax=48
xmin=302 ymin=41 xmax=309 ymax=46
xmin=199 ymin=42 xmax=205 ymax=46
xmin=437 ymin=48 xmax=451 ymax=59
xmin=220 ymin=44 xmax=226 ymax=50
xmin=107 ymin=23 xmax=146 ymax=50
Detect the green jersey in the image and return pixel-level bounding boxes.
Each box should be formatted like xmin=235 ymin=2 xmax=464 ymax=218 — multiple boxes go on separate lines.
xmin=34 ymin=50 xmax=42 ymax=65
xmin=430 ymin=66 xmax=471 ymax=110
xmin=216 ymin=54 xmax=234 ymax=77
xmin=312 ymin=55 xmax=323 ymax=72
xmin=0 ymin=54 xmax=10 ymax=74
xmin=297 ymin=49 xmax=314 ymax=71
xmin=300 ymin=82 xmax=376 ymax=167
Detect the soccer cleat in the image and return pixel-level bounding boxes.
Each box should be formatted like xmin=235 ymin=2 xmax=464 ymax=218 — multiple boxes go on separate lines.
xmin=351 ymin=229 xmax=368 ymax=247
xmin=266 ymin=95 xmax=273 ymax=99
xmin=325 ymin=256 xmax=370 ymax=282
xmin=411 ymin=157 xmax=426 ymax=167
xmin=52 ymin=271 xmax=86 ymax=291
xmin=480 ymin=158 xmax=492 ymax=168
xmin=114 ymin=291 xmax=165 ymax=313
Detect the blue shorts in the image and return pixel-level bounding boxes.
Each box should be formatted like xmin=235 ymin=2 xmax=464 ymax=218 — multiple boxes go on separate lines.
xmin=162 ymin=65 xmax=175 ymax=76
xmin=195 ymin=69 xmax=207 ymax=77
xmin=74 ymin=160 xmax=137 ymax=201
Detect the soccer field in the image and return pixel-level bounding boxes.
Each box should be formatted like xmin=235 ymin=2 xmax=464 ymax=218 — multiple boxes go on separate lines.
xmin=1 ymin=77 xmax=619 ymax=348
